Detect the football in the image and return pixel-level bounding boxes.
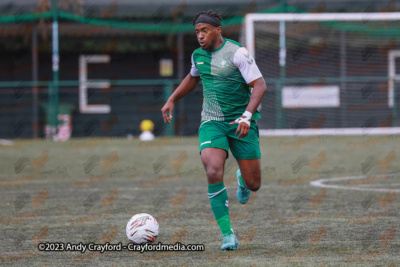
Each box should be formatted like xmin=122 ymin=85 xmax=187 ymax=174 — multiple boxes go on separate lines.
xmin=126 ymin=213 xmax=159 ymax=244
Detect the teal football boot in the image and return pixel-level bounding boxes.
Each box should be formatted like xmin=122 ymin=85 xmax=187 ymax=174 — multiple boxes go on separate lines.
xmin=221 ymin=234 xmax=238 ymax=251
xmin=236 ymin=169 xmax=251 ymax=204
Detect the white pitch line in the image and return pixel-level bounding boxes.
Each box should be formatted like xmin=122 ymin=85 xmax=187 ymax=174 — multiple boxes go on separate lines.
xmin=310 ymin=175 xmax=400 ymax=192
xmin=358 ymin=183 xmax=400 ymax=187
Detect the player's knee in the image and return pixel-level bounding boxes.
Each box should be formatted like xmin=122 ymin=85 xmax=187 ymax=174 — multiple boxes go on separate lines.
xmin=242 ymin=170 xmax=261 ymax=191
xmin=247 ymin=181 xmax=261 ymax=192
xmin=206 ymin=166 xmax=223 ymax=182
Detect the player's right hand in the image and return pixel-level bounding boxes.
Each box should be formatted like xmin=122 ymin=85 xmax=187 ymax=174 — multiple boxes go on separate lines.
xmin=161 ymin=101 xmax=174 ymax=123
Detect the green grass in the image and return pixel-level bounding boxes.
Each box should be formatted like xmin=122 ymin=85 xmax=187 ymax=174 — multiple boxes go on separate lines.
xmin=0 ymin=136 xmax=399 ymax=266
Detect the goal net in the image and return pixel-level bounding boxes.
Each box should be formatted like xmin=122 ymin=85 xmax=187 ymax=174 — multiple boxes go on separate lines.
xmin=244 ymin=13 xmax=400 ymax=136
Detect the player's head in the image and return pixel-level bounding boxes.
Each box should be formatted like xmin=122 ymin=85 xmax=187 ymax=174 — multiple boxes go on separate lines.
xmin=192 ymin=10 xmax=222 ymax=50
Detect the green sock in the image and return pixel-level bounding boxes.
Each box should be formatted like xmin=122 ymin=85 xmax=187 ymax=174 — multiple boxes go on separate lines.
xmin=208 ymin=182 xmax=233 ymax=236
xmin=238 ymin=174 xmax=249 ymax=190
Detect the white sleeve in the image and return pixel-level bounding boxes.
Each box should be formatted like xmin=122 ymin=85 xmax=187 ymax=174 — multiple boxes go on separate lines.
xmin=233 ymin=47 xmax=263 ymax=84
xmin=190 ymin=54 xmax=200 ymax=77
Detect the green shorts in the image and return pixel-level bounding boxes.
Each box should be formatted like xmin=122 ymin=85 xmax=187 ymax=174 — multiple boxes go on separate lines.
xmin=198 ymin=120 xmax=261 ymax=159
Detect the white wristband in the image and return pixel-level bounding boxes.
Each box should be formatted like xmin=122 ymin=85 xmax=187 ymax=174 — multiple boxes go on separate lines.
xmin=235 ymin=111 xmax=252 ymax=126
xmin=242 ymin=111 xmax=252 ymax=119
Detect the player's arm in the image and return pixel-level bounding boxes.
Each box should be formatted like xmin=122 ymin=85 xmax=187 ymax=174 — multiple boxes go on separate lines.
xmin=245 ymin=78 xmax=267 ymax=115
xmin=161 ymin=54 xmax=201 ymax=123
xmin=230 ymin=47 xmax=267 ymax=138
xmin=161 ymin=73 xmax=201 ymax=123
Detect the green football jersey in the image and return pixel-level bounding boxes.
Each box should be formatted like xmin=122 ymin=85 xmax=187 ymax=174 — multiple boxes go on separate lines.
xmin=190 ymin=38 xmax=263 ymax=122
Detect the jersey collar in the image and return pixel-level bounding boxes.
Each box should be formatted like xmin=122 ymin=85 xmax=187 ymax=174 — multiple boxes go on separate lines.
xmin=210 ymin=38 xmax=226 ymax=53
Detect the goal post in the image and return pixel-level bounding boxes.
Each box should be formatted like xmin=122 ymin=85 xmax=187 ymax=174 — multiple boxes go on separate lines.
xmin=244 ymin=12 xmax=400 ymax=136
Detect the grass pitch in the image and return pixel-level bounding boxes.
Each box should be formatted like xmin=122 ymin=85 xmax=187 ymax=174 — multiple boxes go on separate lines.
xmin=0 ymin=135 xmax=399 ymax=266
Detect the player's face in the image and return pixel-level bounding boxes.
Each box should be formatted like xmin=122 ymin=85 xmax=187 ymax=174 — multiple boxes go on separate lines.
xmin=195 ymin=23 xmax=221 ymax=50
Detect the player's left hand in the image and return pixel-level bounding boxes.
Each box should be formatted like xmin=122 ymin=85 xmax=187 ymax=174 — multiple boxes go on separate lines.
xmin=230 ymin=111 xmax=252 ymax=139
